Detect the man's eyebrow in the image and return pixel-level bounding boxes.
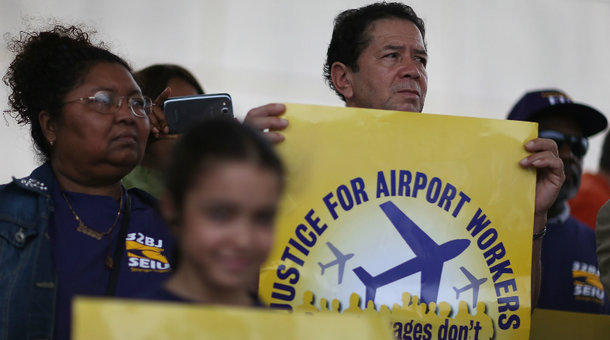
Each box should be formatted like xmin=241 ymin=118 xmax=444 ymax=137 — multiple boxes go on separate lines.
xmin=381 ymin=44 xmax=405 ymax=51
xmin=381 ymin=45 xmax=428 ymax=56
xmin=414 ymin=48 xmax=428 ymax=56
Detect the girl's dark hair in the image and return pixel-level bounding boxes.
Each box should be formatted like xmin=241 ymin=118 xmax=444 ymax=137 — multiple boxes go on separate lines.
xmin=134 ymin=64 xmax=204 ymax=100
xmin=165 ymin=118 xmax=284 ymax=215
xmin=3 ymin=24 xmax=131 ymax=160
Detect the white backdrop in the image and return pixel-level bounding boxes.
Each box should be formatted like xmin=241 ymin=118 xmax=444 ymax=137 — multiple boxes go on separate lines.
xmin=1 ymin=0 xmax=609 ymax=182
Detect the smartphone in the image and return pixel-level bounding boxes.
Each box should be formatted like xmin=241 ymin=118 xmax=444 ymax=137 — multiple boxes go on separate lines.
xmin=163 ymin=93 xmax=233 ymax=134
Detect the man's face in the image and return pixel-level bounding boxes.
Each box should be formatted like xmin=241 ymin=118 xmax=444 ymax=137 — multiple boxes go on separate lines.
xmin=537 ymin=114 xmax=585 ymax=203
xmin=346 ymin=18 xmax=428 ymax=112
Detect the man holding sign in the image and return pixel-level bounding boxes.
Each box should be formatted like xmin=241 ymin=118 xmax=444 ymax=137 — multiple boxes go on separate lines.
xmin=244 ymin=2 xmax=564 ymax=306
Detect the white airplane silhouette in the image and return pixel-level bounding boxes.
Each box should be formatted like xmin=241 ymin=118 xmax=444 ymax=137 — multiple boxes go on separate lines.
xmin=452 ymin=266 xmax=487 ymax=306
xmin=318 ymin=242 xmax=354 ymax=284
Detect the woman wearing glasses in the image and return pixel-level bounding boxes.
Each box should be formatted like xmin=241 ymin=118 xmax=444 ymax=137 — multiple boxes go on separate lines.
xmin=0 ymin=25 xmax=174 ymax=339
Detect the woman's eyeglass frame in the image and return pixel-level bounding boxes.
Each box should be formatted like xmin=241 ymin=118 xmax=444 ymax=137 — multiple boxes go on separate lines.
xmin=64 ymin=90 xmax=152 ymax=118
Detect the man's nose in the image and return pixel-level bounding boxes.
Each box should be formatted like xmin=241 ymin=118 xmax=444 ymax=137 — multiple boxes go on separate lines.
xmin=558 ymin=142 xmax=578 ymax=163
xmin=398 ymin=58 xmax=420 ymax=79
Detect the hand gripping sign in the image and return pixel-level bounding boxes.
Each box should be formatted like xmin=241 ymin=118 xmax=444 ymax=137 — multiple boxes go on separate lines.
xmin=259 ymin=104 xmax=537 ymax=340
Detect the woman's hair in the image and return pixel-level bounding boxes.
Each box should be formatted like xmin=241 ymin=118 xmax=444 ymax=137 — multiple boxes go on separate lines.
xmin=165 ymin=118 xmax=284 ymax=216
xmin=3 ymin=24 xmax=131 ymax=160
xmin=134 ymin=64 xmax=204 ymax=100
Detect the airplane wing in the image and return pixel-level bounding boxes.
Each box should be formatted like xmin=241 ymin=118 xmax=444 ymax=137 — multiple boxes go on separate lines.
xmin=326 ymin=242 xmax=345 ymax=259
xmin=459 ymin=266 xmax=478 ymax=284
xmin=337 ymin=261 xmax=345 ymax=284
xmin=420 ymin=263 xmax=444 ymax=303
xmin=380 ymin=201 xmax=439 ymax=255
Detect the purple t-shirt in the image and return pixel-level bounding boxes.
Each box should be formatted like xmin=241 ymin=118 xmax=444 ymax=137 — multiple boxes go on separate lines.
xmin=139 ymin=284 xmax=264 ymax=307
xmin=538 ymin=215 xmax=609 ymax=313
xmin=50 ymin=182 xmax=174 ymax=339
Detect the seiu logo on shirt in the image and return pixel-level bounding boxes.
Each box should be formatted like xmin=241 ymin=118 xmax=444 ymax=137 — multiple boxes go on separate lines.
xmin=572 ymin=261 xmax=604 ymax=304
xmin=126 ymin=232 xmax=171 ymax=273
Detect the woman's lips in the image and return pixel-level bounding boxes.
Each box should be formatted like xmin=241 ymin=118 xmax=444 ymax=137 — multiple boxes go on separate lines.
xmin=113 ymin=131 xmax=138 ymax=144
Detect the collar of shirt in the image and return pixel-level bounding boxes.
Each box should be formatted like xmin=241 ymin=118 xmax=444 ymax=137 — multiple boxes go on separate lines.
xmin=548 ymin=201 xmax=571 ymax=225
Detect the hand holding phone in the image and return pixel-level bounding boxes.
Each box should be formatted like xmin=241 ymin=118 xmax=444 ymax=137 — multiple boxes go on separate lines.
xmin=149 ymin=87 xmax=172 ymax=137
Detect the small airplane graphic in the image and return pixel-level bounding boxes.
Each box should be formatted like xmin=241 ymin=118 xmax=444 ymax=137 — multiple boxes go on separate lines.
xmin=453 ymin=266 xmax=487 ymax=306
xmin=318 ymin=242 xmax=354 ymax=284
xmin=353 ymin=201 xmax=470 ymax=304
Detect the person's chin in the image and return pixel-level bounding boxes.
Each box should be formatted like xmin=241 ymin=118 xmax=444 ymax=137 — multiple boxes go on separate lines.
xmin=384 ymin=100 xmax=421 ymax=113
xmin=213 ymin=273 xmax=249 ymax=290
xmin=558 ymin=180 xmax=580 ymax=202
xmin=107 ymin=151 xmax=141 ymax=170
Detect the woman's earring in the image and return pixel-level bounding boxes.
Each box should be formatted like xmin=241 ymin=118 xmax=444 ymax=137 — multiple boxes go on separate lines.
xmin=49 ymin=139 xmax=54 ymax=146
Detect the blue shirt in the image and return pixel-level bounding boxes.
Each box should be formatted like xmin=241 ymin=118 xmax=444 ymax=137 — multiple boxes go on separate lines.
xmin=538 ymin=215 xmax=609 ymax=313
xmin=139 ymin=284 xmax=264 ymax=307
xmin=139 ymin=286 xmax=190 ymax=303
xmin=50 ymin=180 xmax=174 ymax=339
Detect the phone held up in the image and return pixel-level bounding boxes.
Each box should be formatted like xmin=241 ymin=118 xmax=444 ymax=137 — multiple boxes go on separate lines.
xmin=163 ymin=93 xmax=233 ymax=134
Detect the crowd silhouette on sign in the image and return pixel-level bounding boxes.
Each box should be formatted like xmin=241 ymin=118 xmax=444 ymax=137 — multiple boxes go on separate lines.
xmin=295 ymin=291 xmax=494 ymax=340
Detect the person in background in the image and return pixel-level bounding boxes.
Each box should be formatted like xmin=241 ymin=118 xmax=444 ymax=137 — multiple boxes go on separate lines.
xmin=243 ymin=2 xmax=563 ymax=306
xmin=569 ymin=131 xmax=610 ymax=229
xmin=508 ymin=89 xmax=609 ymax=314
xmin=0 ymin=25 xmax=175 ymax=339
xmin=123 ymin=64 xmax=205 ymax=198
xmin=141 ymin=118 xmax=283 ymax=306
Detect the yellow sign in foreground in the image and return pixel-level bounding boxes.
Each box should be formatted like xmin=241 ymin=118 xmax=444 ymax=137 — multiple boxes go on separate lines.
xmin=72 ymin=297 xmax=393 ymax=340
xmin=260 ymin=104 xmax=537 ymax=339
xmin=531 ymin=308 xmax=610 ymax=339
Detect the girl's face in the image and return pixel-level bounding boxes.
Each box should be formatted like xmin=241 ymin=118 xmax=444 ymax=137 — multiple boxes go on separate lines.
xmin=178 ymin=160 xmax=281 ymax=291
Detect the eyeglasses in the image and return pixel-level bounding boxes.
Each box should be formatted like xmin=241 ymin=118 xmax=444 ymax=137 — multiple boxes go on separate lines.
xmin=64 ymin=90 xmax=152 ymax=118
xmin=539 ymin=130 xmax=589 ymax=158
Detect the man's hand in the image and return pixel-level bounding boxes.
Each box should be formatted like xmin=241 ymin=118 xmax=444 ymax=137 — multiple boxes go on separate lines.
xmin=243 ymin=103 xmax=288 ymax=144
xmin=519 ymin=137 xmax=564 ymax=308
xmin=519 ymin=137 xmax=565 ymax=231
xmin=149 ymin=87 xmax=172 ymax=138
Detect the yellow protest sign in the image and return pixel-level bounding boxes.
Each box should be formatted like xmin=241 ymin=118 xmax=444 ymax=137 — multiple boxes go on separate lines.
xmin=72 ymin=297 xmax=393 ymax=339
xmin=531 ymin=308 xmax=610 ymax=339
xmin=259 ymin=104 xmax=537 ymax=339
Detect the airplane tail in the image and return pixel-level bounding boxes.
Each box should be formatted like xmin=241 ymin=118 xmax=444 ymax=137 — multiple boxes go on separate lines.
xmin=452 ymin=286 xmax=460 ymax=300
xmin=318 ymin=262 xmax=326 ymax=275
xmin=353 ymin=267 xmax=379 ymax=303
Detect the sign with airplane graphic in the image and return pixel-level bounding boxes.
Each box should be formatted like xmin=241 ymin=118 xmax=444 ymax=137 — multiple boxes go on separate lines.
xmin=259 ymin=104 xmax=536 ymax=340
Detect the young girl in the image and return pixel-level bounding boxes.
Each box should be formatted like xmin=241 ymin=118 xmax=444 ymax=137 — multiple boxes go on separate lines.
xmin=144 ymin=118 xmax=284 ymax=306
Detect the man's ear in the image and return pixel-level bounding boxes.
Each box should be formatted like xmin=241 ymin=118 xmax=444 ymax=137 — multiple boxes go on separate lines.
xmin=330 ymin=61 xmax=354 ymax=101
xmin=38 ymin=110 xmax=57 ymax=146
